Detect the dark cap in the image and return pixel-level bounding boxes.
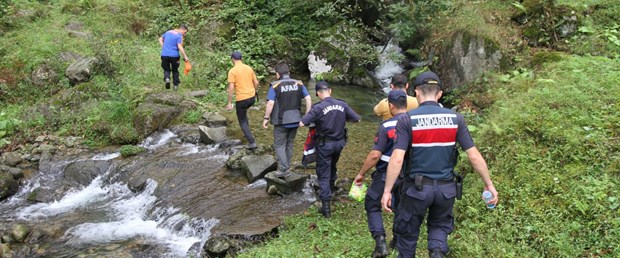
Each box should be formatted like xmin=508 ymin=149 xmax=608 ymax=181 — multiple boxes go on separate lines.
xmin=388 ymin=89 xmax=407 ymax=105
xmin=315 ymin=80 xmax=330 ymax=92
xmin=413 ymin=71 xmax=442 ymax=87
xmin=231 ymin=51 xmax=242 ymax=60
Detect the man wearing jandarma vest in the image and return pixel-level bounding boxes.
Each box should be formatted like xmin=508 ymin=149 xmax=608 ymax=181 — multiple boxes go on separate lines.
xmin=381 ymin=71 xmax=499 ymax=258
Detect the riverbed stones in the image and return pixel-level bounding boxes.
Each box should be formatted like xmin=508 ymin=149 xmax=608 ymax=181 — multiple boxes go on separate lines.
xmin=0 ymin=172 xmax=18 ymax=200
xmin=240 ymin=155 xmax=276 ymax=183
xmin=202 ymin=112 xmax=227 ymax=127
xmin=264 ymin=171 xmax=308 ymax=194
xmin=198 ymin=125 xmax=227 ymax=145
xmin=65 ymin=57 xmax=99 ymax=85
xmin=203 ymin=236 xmax=231 ymax=258
xmin=1 ymin=152 xmax=23 ymax=167
xmin=0 ymin=165 xmax=23 ymax=180
xmin=63 ymin=160 xmax=112 ymax=186
xmin=226 ymin=144 xmax=273 ymax=170
xmin=10 ymin=224 xmax=30 ymax=243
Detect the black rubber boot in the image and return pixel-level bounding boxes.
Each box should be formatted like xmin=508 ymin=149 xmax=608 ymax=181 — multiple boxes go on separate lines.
xmin=320 ymin=200 xmax=331 ymax=218
xmin=429 ymin=248 xmax=445 ymax=258
xmin=371 ymin=234 xmax=388 ymax=258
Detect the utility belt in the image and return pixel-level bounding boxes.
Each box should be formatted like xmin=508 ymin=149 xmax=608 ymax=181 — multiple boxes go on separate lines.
xmin=405 ymin=173 xmax=463 ymax=200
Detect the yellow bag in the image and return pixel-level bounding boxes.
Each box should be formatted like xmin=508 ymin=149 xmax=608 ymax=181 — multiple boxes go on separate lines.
xmin=348 ymin=182 xmax=367 ymax=202
xmin=184 ymin=60 xmax=192 ymax=75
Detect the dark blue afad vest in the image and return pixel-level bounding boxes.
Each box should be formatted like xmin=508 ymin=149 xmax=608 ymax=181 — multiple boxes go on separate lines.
xmin=270 ymin=78 xmax=303 ymax=125
xmin=375 ymin=118 xmax=398 ymax=174
xmin=406 ymin=105 xmax=459 ymax=180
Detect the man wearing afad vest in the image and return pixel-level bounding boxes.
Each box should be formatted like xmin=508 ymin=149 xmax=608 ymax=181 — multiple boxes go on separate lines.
xmin=263 ymin=63 xmax=312 ymax=178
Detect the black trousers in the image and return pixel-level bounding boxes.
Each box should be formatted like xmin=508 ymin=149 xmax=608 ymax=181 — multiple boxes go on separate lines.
xmin=161 ymin=56 xmax=180 ymax=86
xmin=235 ymin=97 xmax=256 ymax=144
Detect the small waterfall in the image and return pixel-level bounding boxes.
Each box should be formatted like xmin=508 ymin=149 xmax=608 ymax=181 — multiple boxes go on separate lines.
xmin=140 ymin=129 xmax=177 ymax=150
xmin=92 ymin=152 xmax=120 ymax=160
xmin=373 ymin=40 xmax=405 ymax=91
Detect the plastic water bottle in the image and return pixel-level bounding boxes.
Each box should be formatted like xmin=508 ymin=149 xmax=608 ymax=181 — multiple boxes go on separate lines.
xmin=482 ymin=191 xmax=495 ymax=209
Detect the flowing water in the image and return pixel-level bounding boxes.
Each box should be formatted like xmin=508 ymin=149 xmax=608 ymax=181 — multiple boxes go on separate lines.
xmin=0 ymin=130 xmax=316 ymax=257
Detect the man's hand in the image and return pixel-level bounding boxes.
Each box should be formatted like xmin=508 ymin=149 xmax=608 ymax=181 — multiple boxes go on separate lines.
xmin=184 ymin=56 xmax=189 ymax=62
xmin=381 ymin=192 xmax=393 ymax=213
xmin=226 ymin=103 xmax=233 ymax=110
xmin=354 ymin=173 xmax=365 ymax=186
xmin=262 ymin=119 xmax=269 ymax=128
xmin=483 ymin=185 xmax=499 ymax=207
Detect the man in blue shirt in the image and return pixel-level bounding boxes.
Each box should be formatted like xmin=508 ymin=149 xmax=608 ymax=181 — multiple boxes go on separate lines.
xmin=159 ymin=24 xmax=189 ymax=90
xmin=263 ymin=63 xmax=312 ymax=178
xmin=300 ymin=81 xmax=361 ymax=218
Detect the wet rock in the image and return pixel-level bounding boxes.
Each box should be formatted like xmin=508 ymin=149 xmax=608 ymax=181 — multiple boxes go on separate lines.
xmin=437 ymin=31 xmax=503 ymax=92
xmin=24 ymin=229 xmax=49 ymax=244
xmin=203 ymin=236 xmax=231 ymax=258
xmin=1 ymin=152 xmax=23 ymax=167
xmin=226 ymin=144 xmax=273 ymax=170
xmin=11 ymin=224 xmax=30 ymax=243
xmin=63 ymin=160 xmax=112 ymax=186
xmin=0 ymin=172 xmax=18 ymax=200
xmin=173 ymin=125 xmax=201 ymax=144
xmin=202 ymin=112 xmax=227 ymax=127
xmin=0 ymin=243 xmax=11 ymax=257
xmin=31 ymin=64 xmax=58 ymax=87
xmin=198 ymin=126 xmax=227 ymax=145
xmin=65 ymin=57 xmax=99 ymax=85
xmin=240 ymin=155 xmax=277 ymax=183
xmin=264 ymin=172 xmax=308 ymax=194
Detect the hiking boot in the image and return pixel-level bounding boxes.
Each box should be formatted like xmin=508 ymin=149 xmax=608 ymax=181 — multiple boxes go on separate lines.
xmin=173 ymin=85 xmax=178 ymax=91
xmin=371 ymin=235 xmax=388 ymax=258
xmin=429 ymin=249 xmax=445 ymax=258
xmin=164 ymin=78 xmax=170 ymax=89
xmin=319 ymin=200 xmax=331 ymax=218
xmin=244 ymin=142 xmax=257 ymax=150
xmin=275 ymin=170 xmax=292 ymax=178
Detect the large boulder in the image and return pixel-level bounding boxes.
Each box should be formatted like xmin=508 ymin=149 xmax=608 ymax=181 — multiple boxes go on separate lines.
xmin=202 ymin=112 xmax=227 ymax=127
xmin=63 ymin=160 xmax=112 ymax=186
xmin=65 ymin=57 xmax=99 ymax=85
xmin=308 ymin=22 xmax=380 ymax=89
xmin=1 ymin=152 xmax=23 ymax=167
xmin=240 ymin=155 xmax=277 ymax=183
xmin=31 ymin=64 xmax=58 ymax=87
xmin=198 ymin=126 xmax=227 ymax=145
xmin=0 ymin=172 xmax=18 ymax=200
xmin=0 ymin=165 xmax=23 ymax=180
xmin=133 ymin=93 xmax=183 ymax=138
xmin=436 ymin=31 xmax=503 ymax=92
